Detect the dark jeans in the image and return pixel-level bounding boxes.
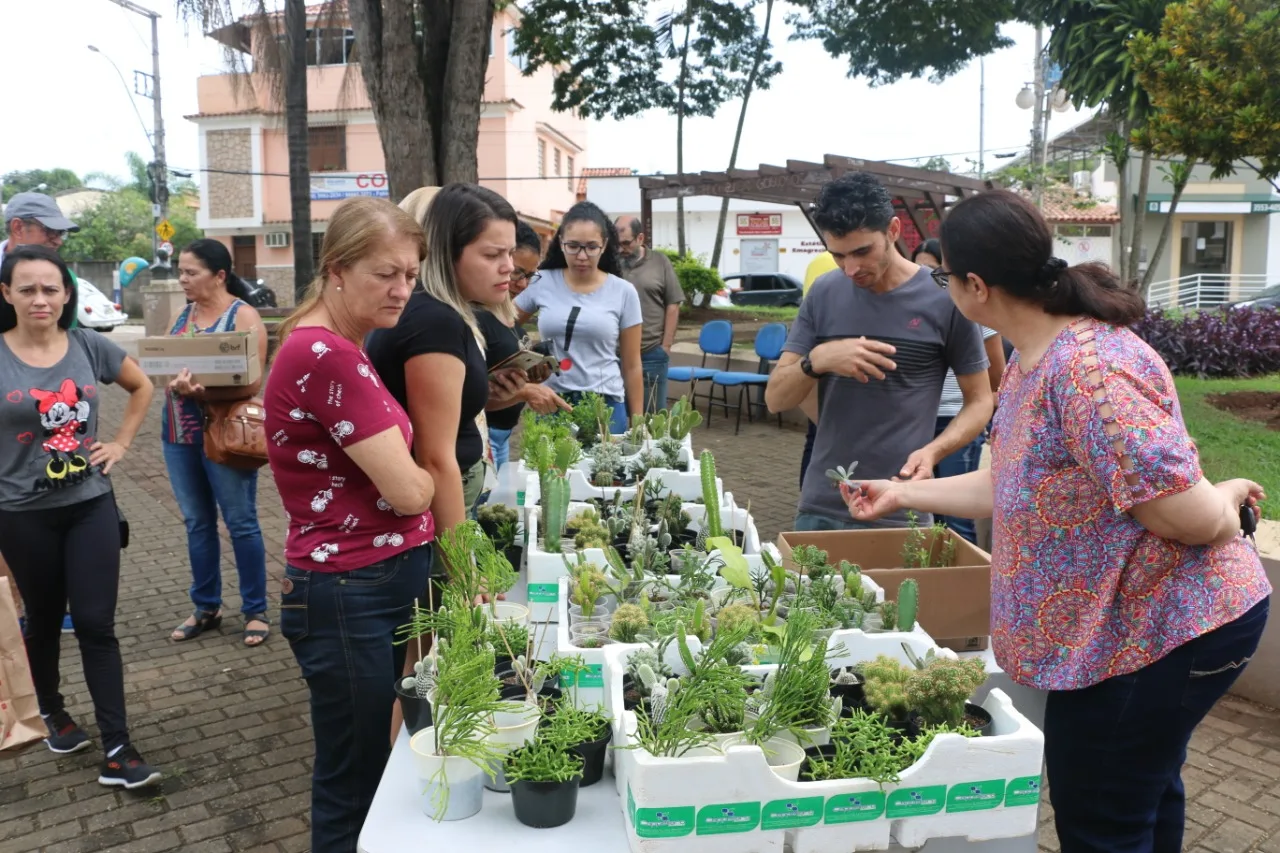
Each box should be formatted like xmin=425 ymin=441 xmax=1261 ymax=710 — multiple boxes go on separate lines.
xmin=800 ymin=420 xmax=817 ymax=490
xmin=560 ymin=390 xmax=629 ymax=434
xmin=1044 ymin=597 xmax=1269 ymax=853
xmin=0 ymin=492 xmax=130 ymax=752
xmin=281 ymin=544 xmax=433 ymax=853
xmin=932 ymin=415 xmax=987 ymax=545
xmin=640 ymin=346 xmax=670 ymax=413
xmin=163 ymin=440 xmax=268 ymax=616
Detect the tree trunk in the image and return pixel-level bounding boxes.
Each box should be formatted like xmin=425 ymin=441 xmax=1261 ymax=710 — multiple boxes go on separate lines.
xmin=1140 ymin=160 xmax=1195 ymax=297
xmin=285 ymin=0 xmax=314 ymax=302
xmin=675 ymin=10 xmax=693 ymax=256
xmin=1113 ymin=123 xmax=1133 ymax=283
xmin=440 ymin=0 xmax=494 ymax=184
xmin=711 ymin=0 xmax=773 ymax=271
xmin=1127 ymin=148 xmax=1152 ymax=286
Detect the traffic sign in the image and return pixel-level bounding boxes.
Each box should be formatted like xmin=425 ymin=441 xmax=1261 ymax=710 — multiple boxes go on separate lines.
xmin=160 ymin=241 xmax=174 ymax=257
xmin=156 ymin=219 xmax=175 ymax=241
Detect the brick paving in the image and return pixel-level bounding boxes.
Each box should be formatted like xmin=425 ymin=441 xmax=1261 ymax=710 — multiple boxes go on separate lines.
xmin=0 ymin=382 xmax=1277 ymax=852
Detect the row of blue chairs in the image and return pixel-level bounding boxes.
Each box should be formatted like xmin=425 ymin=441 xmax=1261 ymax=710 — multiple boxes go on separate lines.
xmin=666 ymin=320 xmax=788 ymax=435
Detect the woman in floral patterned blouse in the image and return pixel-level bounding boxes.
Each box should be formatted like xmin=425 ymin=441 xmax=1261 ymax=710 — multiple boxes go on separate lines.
xmin=843 ymin=190 xmax=1271 ymax=853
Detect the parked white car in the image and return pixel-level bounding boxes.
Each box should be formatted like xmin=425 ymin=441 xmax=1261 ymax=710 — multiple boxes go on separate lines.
xmin=76 ymin=278 xmax=128 ymax=332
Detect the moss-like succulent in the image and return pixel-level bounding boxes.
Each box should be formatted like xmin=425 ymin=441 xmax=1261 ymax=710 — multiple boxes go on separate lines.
xmin=862 ymin=654 xmax=913 ymax=722
xmin=609 ymin=603 xmax=650 ymax=643
xmin=715 ymin=602 xmax=760 ymax=639
xmin=904 ymin=657 xmax=987 ymax=728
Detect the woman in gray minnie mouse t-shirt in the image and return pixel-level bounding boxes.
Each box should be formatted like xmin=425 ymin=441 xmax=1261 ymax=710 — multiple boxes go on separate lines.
xmin=0 ymin=245 xmax=159 ymax=789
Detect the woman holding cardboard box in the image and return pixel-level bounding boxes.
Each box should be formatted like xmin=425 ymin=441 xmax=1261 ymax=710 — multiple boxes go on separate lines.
xmin=842 ymin=190 xmax=1271 ymax=853
xmin=163 ymin=239 xmax=270 ymax=647
xmin=0 ymin=244 xmax=159 ymax=788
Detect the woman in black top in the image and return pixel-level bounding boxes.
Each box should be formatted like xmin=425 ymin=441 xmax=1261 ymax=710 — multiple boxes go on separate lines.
xmin=366 ymin=184 xmax=527 ymax=533
xmin=476 ymin=221 xmax=570 ymax=469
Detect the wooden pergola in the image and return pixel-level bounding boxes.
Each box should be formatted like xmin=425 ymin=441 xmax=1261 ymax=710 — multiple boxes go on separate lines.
xmin=639 ymin=154 xmax=996 ymax=253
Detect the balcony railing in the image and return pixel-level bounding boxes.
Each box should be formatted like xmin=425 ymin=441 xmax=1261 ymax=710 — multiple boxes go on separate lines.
xmin=1145 ymin=273 xmax=1275 ymax=310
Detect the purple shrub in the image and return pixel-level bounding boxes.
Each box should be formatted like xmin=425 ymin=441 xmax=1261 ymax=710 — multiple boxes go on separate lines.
xmin=1131 ymin=306 xmax=1280 ymax=378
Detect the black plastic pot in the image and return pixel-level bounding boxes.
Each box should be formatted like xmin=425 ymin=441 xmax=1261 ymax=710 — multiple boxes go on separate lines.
xmin=829 ymin=670 xmax=865 ymax=707
xmin=503 ymin=545 xmax=523 ymax=570
xmin=393 ymin=680 xmax=432 ymax=735
xmin=622 ymin=676 xmax=644 ymax=711
xmin=886 ymin=716 xmax=921 ymax=741
xmin=964 ymin=702 xmax=994 ymax=737
xmin=501 ymin=683 xmax=564 ymax=715
xmin=478 ymin=519 xmax=501 ymax=541
xmin=569 ymin=725 xmax=613 ymax=787
xmin=510 ymin=776 xmax=582 ymax=828
xmin=799 ymin=744 xmax=839 ymax=782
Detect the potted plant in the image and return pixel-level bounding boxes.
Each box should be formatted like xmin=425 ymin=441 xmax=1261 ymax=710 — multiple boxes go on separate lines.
xmin=608 ymin=603 xmax=651 ymax=643
xmin=861 ymin=654 xmax=919 ymax=737
xmin=505 ymin=739 xmax=585 ymax=828
xmin=540 ymin=697 xmax=613 ymax=787
xmin=476 ymin=502 xmax=518 ymax=545
xmin=904 ymin=655 xmax=992 ymax=734
xmin=540 ymin=473 xmax=572 ymax=554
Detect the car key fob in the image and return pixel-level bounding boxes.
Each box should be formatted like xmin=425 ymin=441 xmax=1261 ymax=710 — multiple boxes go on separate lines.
xmin=1240 ymin=503 xmax=1258 ymax=541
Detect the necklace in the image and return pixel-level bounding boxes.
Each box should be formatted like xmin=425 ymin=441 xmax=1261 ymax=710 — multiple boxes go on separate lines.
xmin=190 ymin=298 xmax=233 ymax=332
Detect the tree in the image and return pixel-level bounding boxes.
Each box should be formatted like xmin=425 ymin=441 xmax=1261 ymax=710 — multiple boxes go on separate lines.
xmin=1 ymin=169 xmax=82 ymax=202
xmin=1130 ymin=0 xmax=1280 ymax=192
xmin=285 ymin=0 xmax=315 ymax=300
xmin=61 ymin=189 xmax=202 ymax=263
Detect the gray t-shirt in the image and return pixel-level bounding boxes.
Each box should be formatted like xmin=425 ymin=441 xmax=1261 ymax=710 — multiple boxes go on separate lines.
xmin=938 ymin=325 xmax=999 ymax=416
xmin=515 ymin=269 xmax=643 ymax=400
xmin=786 ymin=266 xmax=988 ymax=525
xmin=0 ymin=329 xmax=126 ymax=510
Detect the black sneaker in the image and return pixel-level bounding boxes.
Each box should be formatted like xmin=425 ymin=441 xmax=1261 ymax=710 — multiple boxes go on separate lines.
xmin=44 ymin=711 xmax=91 ymax=754
xmin=98 ymin=745 xmax=161 ymax=790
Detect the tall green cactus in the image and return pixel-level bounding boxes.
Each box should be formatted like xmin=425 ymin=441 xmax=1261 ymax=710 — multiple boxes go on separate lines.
xmin=700 ymin=450 xmax=722 ymax=539
xmin=543 ymin=474 xmax=570 ymax=552
xmin=898 ymin=578 xmax=919 ymax=633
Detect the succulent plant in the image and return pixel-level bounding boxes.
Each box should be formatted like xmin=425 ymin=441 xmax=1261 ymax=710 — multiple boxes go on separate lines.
xmin=897 ymin=578 xmax=919 ymax=632
xmin=626 ymin=647 xmax=671 ymax=695
xmin=879 ymin=600 xmax=898 ymax=631
xmin=825 ymin=460 xmax=859 ymax=486
xmin=862 ymin=654 xmax=912 ymax=722
xmin=714 ymin=602 xmax=760 ymax=639
xmin=905 ymin=657 xmax=987 ymax=728
xmin=609 ymin=603 xmax=650 ymax=643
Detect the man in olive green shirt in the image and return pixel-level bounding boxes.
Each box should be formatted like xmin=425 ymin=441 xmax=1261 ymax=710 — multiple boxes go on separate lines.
xmin=615 ymin=216 xmax=684 ymax=412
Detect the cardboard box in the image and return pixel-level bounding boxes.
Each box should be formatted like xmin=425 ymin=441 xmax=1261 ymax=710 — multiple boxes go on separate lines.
xmin=776 ymin=529 xmax=992 ymax=653
xmin=137 ymin=332 xmax=261 ymax=387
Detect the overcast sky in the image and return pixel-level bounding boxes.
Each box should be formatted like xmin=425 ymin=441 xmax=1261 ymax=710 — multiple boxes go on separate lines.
xmin=0 ymin=1 xmax=1091 ymax=186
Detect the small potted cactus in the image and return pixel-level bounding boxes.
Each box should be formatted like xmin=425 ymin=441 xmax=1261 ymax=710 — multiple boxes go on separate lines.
xmin=904 ymin=656 xmax=992 ymax=735
xmin=608 ymin=603 xmax=650 ymax=643
xmin=861 ymin=654 xmax=918 ymax=737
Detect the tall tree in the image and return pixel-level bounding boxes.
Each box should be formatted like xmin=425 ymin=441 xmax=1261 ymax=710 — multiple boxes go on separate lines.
xmin=1 ymin=168 xmax=82 ymax=202
xmin=285 ymin=0 xmax=314 ymax=300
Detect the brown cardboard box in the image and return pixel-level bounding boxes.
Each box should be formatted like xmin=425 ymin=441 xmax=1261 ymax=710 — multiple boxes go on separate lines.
xmin=137 ymin=332 xmax=262 ymax=387
xmin=776 ymin=529 xmax=992 ymax=653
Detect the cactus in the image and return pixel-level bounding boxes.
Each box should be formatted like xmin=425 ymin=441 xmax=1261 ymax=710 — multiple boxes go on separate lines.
xmin=839 ymin=560 xmax=862 ymax=598
xmin=861 ymin=588 xmax=878 ymax=613
xmin=905 ymin=657 xmax=987 ymax=727
xmin=552 ymin=435 xmax=582 ymax=473
xmin=861 ymin=654 xmax=912 ymax=721
xmin=831 ymin=667 xmax=862 ymax=686
xmin=902 ymin=643 xmax=939 ymax=671
xmin=593 ymin=469 xmax=615 ymax=487
xmin=879 ymin=599 xmax=898 ymax=631
xmin=412 ymin=655 xmax=438 ymax=699
xmin=657 ymin=436 xmax=684 ymax=469
xmin=668 ymin=396 xmax=703 ymax=440
xmin=609 ymin=604 xmax=650 ymax=643
xmin=715 ymin=602 xmax=760 ymax=638
xmin=897 ymin=578 xmax=919 ymax=632
xmin=699 ymin=450 xmax=722 ymax=538
xmin=626 ymin=647 xmax=671 ymax=694
xmin=543 ymin=474 xmax=570 ymax=552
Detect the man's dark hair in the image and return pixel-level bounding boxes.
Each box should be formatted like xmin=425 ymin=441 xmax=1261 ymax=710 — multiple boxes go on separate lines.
xmin=811 ymin=173 xmax=896 ymax=237
xmin=618 ymin=216 xmax=643 ymax=238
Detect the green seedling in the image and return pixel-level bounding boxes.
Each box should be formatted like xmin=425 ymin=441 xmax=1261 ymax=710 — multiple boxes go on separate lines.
xmin=825 ymin=460 xmax=859 ymax=486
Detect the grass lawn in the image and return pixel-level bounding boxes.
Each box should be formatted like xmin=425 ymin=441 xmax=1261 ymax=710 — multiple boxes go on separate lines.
xmin=1175 ymin=375 xmax=1280 ymax=519
xmin=684 ymin=303 xmax=799 ymax=322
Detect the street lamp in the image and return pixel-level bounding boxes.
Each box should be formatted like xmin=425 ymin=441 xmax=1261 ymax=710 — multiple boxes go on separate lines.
xmin=87 ymin=45 xmax=153 ymax=148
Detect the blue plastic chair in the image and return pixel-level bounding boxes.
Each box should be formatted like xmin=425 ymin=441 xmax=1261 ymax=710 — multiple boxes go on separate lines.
xmin=667 ymin=320 xmax=733 ymax=412
xmin=708 ymin=323 xmax=788 ymax=434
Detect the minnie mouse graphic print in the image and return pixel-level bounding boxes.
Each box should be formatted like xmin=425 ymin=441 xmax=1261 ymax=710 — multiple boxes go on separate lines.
xmin=0 ymin=329 xmax=125 ymax=510
xmin=265 ymin=327 xmax=434 ymax=572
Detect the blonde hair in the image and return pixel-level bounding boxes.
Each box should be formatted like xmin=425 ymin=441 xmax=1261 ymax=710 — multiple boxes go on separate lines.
xmin=276 ymin=197 xmax=426 ymax=345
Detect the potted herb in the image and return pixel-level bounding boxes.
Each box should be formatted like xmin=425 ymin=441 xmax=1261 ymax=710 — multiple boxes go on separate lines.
xmin=540 ymin=698 xmax=613 ymax=787
xmin=904 ymin=656 xmax=992 ymax=734
xmin=505 ymin=739 xmax=585 ymax=828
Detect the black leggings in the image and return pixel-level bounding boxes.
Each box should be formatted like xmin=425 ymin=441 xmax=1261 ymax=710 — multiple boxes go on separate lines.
xmin=0 ymin=492 xmax=129 ymax=752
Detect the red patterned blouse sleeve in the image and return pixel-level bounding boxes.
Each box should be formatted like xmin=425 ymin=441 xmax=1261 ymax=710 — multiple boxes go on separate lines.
xmin=1054 ymin=330 xmax=1202 ymax=514
xmin=293 ymin=334 xmax=405 ymax=449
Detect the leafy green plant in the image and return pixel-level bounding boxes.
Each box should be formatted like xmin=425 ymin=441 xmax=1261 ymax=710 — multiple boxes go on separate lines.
xmin=657 ymin=249 xmax=725 ymax=301
xmin=504 ymin=739 xmax=584 ymax=784
xmin=540 ymin=698 xmax=611 ymax=750
xmin=824 ymin=460 xmax=859 ymax=486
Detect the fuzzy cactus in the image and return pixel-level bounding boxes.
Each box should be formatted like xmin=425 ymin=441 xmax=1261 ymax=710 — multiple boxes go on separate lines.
xmin=412 ymin=655 xmax=438 ymax=700
xmin=904 ymin=657 xmax=987 ymax=727
xmin=861 ymin=654 xmax=912 ymax=722
xmin=715 ymin=602 xmax=760 ymax=638
xmin=830 ymin=667 xmax=862 ymax=686
xmin=861 ymin=588 xmax=878 ymax=612
xmin=626 ymin=647 xmax=671 ymax=695
xmin=699 ymin=450 xmax=722 ymax=538
xmin=879 ymin=599 xmax=898 ymax=631
xmin=609 ymin=603 xmax=650 ymax=643
xmin=897 ymin=578 xmax=919 ymax=632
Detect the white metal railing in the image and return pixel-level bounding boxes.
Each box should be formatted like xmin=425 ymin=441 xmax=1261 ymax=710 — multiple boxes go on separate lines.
xmin=1146 ymin=273 xmax=1275 ymax=309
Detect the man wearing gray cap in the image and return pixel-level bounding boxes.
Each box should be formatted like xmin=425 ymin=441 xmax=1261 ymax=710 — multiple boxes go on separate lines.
xmin=0 ymin=191 xmax=80 ymax=267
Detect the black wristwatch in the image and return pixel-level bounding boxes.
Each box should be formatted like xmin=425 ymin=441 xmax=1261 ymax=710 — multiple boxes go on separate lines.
xmin=800 ymin=356 xmax=821 ymax=378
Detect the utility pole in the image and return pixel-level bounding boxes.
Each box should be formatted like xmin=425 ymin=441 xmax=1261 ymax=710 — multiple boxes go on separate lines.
xmin=978 ymin=58 xmax=986 ymax=181
xmin=1031 ymin=24 xmax=1046 ymax=207
xmin=102 ymin=0 xmax=167 ymax=271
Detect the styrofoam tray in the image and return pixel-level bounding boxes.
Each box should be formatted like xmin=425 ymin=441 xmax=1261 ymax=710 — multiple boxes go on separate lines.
xmin=521 ymin=468 xmax=722 ymax=507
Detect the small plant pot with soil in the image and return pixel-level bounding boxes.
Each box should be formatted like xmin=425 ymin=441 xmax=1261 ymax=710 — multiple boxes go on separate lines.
xmin=568 ymin=602 xmax=612 ymax=625
xmin=569 ymin=725 xmax=613 ymax=787
xmin=726 ymin=734 xmax=806 ymax=781
xmin=799 ymin=744 xmax=840 ymax=782
xmin=505 ymin=741 xmax=585 ymax=829
xmin=569 ymin=620 xmax=610 ymax=640
xmin=394 ymin=678 xmax=433 ymax=736
xmin=571 ymin=635 xmax=615 ymax=650
xmin=409 ymin=727 xmax=486 ymax=821
xmin=503 ymin=545 xmax=524 ymax=571
xmin=964 ymin=702 xmax=995 ymax=736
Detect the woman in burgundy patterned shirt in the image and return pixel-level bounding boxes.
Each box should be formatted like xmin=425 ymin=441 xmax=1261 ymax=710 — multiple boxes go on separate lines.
xmin=264 ymin=197 xmax=436 ymax=853
xmin=843 ymin=190 xmax=1270 ymax=853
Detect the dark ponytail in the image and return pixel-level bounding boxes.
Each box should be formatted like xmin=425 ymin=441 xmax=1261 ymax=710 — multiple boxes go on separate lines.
xmin=940 ymin=190 xmax=1146 ymax=326
xmin=180 ymin=238 xmax=254 ymax=303
xmin=541 ymin=201 xmax=623 ymax=277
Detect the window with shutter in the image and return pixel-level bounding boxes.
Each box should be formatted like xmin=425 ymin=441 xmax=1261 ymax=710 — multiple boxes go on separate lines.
xmin=308 ymin=126 xmax=346 ymax=172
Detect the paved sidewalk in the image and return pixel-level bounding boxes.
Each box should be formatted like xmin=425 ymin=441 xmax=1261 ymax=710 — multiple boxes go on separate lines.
xmin=0 ymin=386 xmax=1277 ymax=852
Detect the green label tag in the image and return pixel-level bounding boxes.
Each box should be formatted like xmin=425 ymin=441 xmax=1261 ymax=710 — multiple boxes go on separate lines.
xmin=946 ymin=779 xmax=1006 ymax=813
xmin=886 ymin=785 xmax=946 ymax=818
xmin=527 ymin=583 xmax=558 ymax=604
xmin=761 ymin=797 xmax=823 ymax=830
xmin=824 ymin=791 xmax=885 ymax=824
xmin=628 ymin=784 xmax=636 ymax=826
xmin=635 ymin=806 xmax=695 ymax=838
xmin=516 ymin=491 xmax=526 ymax=507
xmin=562 ymin=664 xmax=603 ymax=689
xmin=1004 ymin=776 xmax=1042 ymax=807
xmin=696 ymin=801 xmax=760 ymax=835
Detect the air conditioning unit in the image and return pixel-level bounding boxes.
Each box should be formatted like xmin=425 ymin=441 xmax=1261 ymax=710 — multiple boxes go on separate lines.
xmin=1071 ymin=171 xmax=1092 ymax=194
xmin=265 ymin=232 xmax=290 ymax=248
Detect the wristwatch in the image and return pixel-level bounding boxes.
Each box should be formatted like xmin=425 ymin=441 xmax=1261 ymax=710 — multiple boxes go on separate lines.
xmin=800 ymin=356 xmax=821 ymax=378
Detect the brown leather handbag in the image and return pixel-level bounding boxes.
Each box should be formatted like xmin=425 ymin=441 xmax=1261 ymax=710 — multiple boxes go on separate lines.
xmin=203 ymin=398 xmax=269 ymax=470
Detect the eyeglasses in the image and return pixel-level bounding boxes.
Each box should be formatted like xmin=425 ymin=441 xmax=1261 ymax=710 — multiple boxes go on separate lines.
xmin=930 ymin=267 xmax=954 ymax=289
xmin=617 ymin=238 xmax=636 ymax=250
xmin=512 ymin=269 xmax=541 ymax=286
xmin=562 ymin=241 xmax=603 ymax=257
xmin=24 ymin=220 xmax=69 ymax=241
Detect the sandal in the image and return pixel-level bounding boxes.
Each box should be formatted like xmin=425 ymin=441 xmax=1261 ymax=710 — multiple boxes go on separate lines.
xmin=243 ymin=612 xmax=270 ymax=647
xmin=171 ymin=608 xmax=222 ymax=642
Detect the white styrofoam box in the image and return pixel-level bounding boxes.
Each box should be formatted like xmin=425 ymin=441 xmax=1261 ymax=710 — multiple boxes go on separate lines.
xmin=571 ymin=433 xmax=697 ymax=479
xmin=600 ymin=643 xmax=1044 ymax=853
xmin=523 ymin=467 xmax=723 ymax=508
xmin=686 ymin=495 xmax=762 ymax=555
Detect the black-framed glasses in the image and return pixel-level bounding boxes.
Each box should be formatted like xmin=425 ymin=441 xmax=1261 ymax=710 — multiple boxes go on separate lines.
xmin=512 ymin=269 xmax=541 ymax=286
xmin=931 ymin=267 xmax=954 ymax=289
xmin=562 ymin=241 xmax=603 ymax=257
xmin=25 ymin=219 xmax=69 ymax=241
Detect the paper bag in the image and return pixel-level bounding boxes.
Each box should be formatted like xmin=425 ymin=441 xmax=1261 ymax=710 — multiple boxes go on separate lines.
xmin=0 ymin=577 xmax=43 ymax=751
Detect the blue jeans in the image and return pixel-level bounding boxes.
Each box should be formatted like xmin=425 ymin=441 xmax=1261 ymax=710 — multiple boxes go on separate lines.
xmin=1044 ymin=597 xmax=1268 ymax=853
xmin=163 ymin=440 xmax=268 ymax=616
xmin=561 ymin=391 xmax=629 ymax=434
xmin=932 ymin=415 xmax=986 ymax=545
xmin=641 ymin=346 xmax=670 ymax=413
xmin=489 ymin=426 xmax=514 ymax=470
xmin=280 ymin=545 xmax=434 ymax=853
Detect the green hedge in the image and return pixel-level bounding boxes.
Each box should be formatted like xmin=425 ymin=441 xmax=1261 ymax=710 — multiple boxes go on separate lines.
xmin=656 ymin=248 xmax=724 ymax=300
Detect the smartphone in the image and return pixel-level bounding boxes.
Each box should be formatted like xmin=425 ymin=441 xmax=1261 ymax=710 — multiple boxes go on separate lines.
xmin=489 ymin=349 xmax=560 ymax=376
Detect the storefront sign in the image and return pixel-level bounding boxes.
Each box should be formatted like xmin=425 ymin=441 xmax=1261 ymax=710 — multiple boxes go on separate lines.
xmin=310 ymin=172 xmax=390 ymax=201
xmin=736 ymin=213 xmax=783 ymax=235
xmin=1251 ymin=201 xmax=1280 ymax=214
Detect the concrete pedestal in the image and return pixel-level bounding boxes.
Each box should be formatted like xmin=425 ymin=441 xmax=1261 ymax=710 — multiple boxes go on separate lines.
xmin=141 ymin=278 xmax=185 ymax=338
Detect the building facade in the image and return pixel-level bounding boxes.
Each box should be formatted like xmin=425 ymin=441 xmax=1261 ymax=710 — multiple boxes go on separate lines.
xmin=190 ymin=9 xmax=588 ymax=305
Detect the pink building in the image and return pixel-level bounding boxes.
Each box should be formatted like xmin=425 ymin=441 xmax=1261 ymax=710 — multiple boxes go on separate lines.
xmin=190 ymin=7 xmax=588 ymax=305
